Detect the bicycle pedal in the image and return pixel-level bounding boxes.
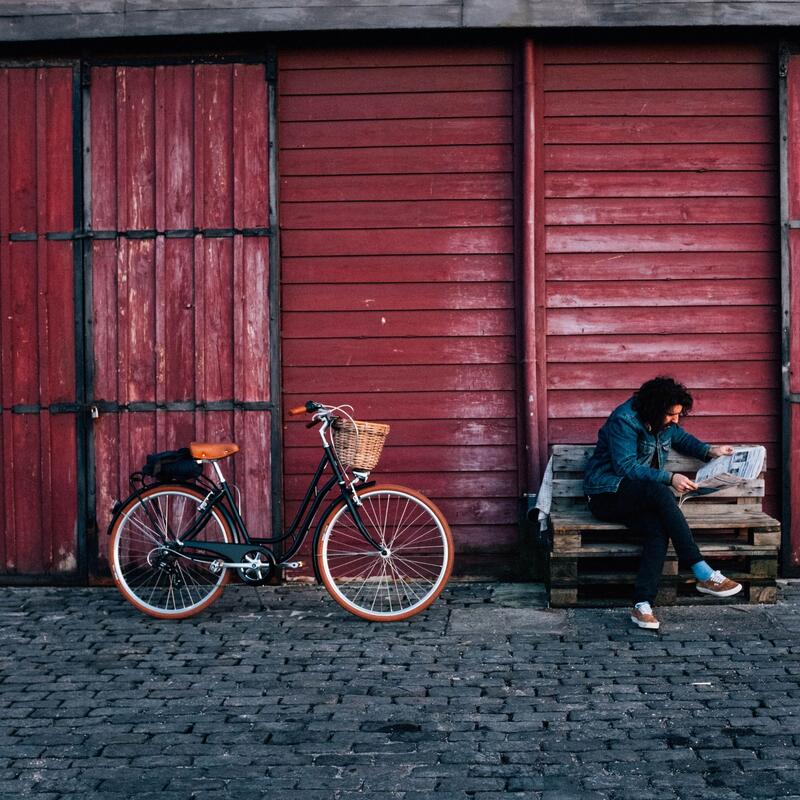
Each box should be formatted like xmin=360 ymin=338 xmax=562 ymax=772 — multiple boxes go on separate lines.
xmin=279 ymin=561 xmax=304 ymax=569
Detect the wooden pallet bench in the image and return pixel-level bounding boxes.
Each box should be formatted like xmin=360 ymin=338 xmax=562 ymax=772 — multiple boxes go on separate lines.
xmin=547 ymin=444 xmax=780 ymax=608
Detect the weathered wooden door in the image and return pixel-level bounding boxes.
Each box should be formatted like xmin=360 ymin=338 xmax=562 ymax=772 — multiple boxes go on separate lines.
xmin=0 ymin=65 xmax=81 ymax=580
xmin=88 ymin=62 xmax=277 ymax=573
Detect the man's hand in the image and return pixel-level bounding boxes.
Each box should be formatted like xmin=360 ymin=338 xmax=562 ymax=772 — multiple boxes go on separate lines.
xmin=671 ymin=473 xmax=698 ymax=493
xmin=708 ymin=445 xmax=734 ymax=458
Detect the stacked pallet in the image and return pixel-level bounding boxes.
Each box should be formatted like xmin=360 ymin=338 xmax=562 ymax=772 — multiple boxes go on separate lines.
xmin=547 ymin=445 xmax=780 ymax=608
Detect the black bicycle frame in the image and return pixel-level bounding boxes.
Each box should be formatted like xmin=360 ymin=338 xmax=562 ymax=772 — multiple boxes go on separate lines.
xmin=177 ymin=439 xmax=384 ymax=566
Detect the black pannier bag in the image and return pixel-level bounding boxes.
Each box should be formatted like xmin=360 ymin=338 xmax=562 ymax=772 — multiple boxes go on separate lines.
xmin=141 ymin=448 xmax=203 ymax=482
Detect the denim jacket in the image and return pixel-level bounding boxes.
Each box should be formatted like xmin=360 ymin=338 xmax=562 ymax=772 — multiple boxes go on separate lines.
xmin=583 ymin=397 xmax=710 ymax=495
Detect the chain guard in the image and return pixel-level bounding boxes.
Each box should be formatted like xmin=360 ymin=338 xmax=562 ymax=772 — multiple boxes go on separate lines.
xmin=236 ymin=549 xmax=276 ymax=586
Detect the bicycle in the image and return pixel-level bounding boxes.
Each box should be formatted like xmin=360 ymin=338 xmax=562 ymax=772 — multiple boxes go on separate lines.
xmin=107 ymin=401 xmax=454 ymax=622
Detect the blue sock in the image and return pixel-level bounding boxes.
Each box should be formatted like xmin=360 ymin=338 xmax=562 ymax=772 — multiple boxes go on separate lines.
xmin=691 ymin=561 xmax=714 ymax=581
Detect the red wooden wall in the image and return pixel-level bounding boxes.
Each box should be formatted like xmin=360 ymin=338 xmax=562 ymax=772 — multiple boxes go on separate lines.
xmin=90 ymin=64 xmax=273 ymax=568
xmin=0 ymin=67 xmax=78 ymax=577
xmin=541 ymin=43 xmax=782 ymax=518
xmin=278 ymin=45 xmax=521 ymax=577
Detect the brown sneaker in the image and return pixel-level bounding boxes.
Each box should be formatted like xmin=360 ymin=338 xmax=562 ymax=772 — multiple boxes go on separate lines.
xmin=630 ymin=606 xmax=660 ymax=630
xmin=696 ymin=570 xmax=742 ymax=598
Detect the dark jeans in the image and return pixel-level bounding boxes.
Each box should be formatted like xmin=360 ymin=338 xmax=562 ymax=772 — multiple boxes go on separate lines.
xmin=587 ymin=478 xmax=704 ymax=605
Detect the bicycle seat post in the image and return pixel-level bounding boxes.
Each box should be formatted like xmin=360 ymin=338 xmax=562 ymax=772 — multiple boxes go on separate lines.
xmin=210 ymin=460 xmax=227 ymax=484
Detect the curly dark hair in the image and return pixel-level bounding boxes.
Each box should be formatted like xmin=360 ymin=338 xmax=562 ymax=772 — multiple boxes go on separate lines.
xmin=632 ymin=376 xmax=694 ymax=431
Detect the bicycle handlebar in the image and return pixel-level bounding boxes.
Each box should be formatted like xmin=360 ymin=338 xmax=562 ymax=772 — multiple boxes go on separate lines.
xmin=288 ymin=400 xmax=323 ymax=416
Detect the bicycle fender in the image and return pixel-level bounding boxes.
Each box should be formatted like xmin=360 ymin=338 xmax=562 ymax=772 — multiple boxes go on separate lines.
xmin=310 ymin=481 xmax=376 ymax=584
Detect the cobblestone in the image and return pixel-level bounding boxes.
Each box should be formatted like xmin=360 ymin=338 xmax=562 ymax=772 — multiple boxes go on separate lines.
xmin=0 ymin=582 xmax=800 ymax=797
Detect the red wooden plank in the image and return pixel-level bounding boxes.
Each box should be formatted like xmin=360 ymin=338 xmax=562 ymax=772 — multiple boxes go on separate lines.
xmin=546 ymin=361 xmax=779 ymax=390
xmin=282 ymin=310 xmax=514 ymax=339
xmin=90 ymin=68 xmax=117 ymax=230
xmin=233 ymin=63 xmax=269 ymax=229
xmin=549 ymin=416 xmax=779 ymax=446
xmin=123 ymin=67 xmax=156 ymax=231
xmin=125 ymin=240 xmax=157 ymax=402
xmin=234 ymin=409 xmax=271 ymax=534
xmin=159 ymin=240 xmax=195 ymax=402
xmin=544 ymin=90 xmax=775 ymax=117
xmin=9 ymin=243 xmax=38 ymax=404
xmin=790 ymin=229 xmax=800 ymax=395
xmin=281 ymin=199 xmax=513 ymax=230
xmin=547 ymin=306 xmax=778 ymax=336
xmin=545 ymin=144 xmax=775 ymax=172
xmin=280 ymin=47 xmax=512 ymax=70
xmin=792 ymin=404 xmax=800 ymax=566
xmin=285 ymin=423 xmax=517 ymax=457
xmin=43 ymin=68 xmax=73 ymax=232
xmin=544 ymin=63 xmax=773 ymax=91
xmin=11 ymin=415 xmax=43 ymax=573
xmin=282 ymin=391 xmax=516 ymax=420
xmin=546 ymin=198 xmax=776 ymax=226
xmin=280 ymin=173 xmax=512 ymax=202
xmin=545 ymin=171 xmax=776 ymax=199
xmin=546 ymin=224 xmax=776 ymax=253
xmin=8 ymin=69 xmax=36 ymax=232
xmin=0 ymin=70 xmax=7 ymax=239
xmin=281 ymin=145 xmax=512 ymax=177
xmin=114 ymin=68 xmax=131 ymax=233
xmin=198 ymin=237 xmax=235 ymax=401
xmin=281 ymin=65 xmax=512 ymax=95
xmin=546 ymin=252 xmax=776 ymax=281
xmin=547 ymin=279 xmax=778 ymax=308
xmin=43 ymin=233 xmax=79 ymax=387
xmin=282 ymin=227 xmax=513 ymax=257
xmin=283 ymin=365 xmax=516 ymax=395
xmin=548 ymin=389 xmax=780 ymax=419
xmin=285 ymin=444 xmax=517 ymax=475
xmin=789 ymin=58 xmax=800 ymax=218
xmin=196 ymin=64 xmax=234 ymax=229
xmin=0 ymin=413 xmax=5 ymax=569
xmin=283 ymin=254 xmax=512 ymax=284
xmin=279 ymin=92 xmax=511 ymax=122
xmin=543 ymin=44 xmax=772 ymax=65
xmin=91 ymin=240 xmax=119 ymax=401
xmin=93 ymin=415 xmax=119 ymax=564
xmin=237 ymin=237 xmax=270 ymax=402
xmin=281 ymin=118 xmax=512 ymax=150
xmin=285 ymin=471 xmax=518 ymax=501
xmin=158 ymin=65 xmax=194 ymax=231
xmin=545 ymin=116 xmax=774 ymax=146
xmin=0 ymin=411 xmax=11 ymax=571
xmin=282 ymin=336 xmax=515 ymax=366
xmin=546 ymin=334 xmax=778 ymax=362
xmin=284 ymin=282 xmax=513 ymax=312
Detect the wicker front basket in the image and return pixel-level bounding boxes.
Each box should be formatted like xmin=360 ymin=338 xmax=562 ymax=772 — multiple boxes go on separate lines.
xmin=332 ymin=419 xmax=390 ymax=471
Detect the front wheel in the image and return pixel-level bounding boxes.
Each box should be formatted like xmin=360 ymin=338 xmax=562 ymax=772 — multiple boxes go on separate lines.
xmin=316 ymin=485 xmax=454 ymax=622
xmin=108 ymin=484 xmax=232 ymax=619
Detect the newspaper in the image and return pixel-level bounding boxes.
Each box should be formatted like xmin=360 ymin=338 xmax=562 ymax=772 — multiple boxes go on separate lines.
xmin=678 ymin=445 xmax=765 ymax=507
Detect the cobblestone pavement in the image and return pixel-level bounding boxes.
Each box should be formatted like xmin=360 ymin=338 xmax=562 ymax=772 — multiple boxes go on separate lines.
xmin=2 ymin=581 xmax=800 ymax=799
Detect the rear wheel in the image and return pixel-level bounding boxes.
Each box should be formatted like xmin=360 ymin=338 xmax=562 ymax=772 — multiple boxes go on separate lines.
xmin=316 ymin=485 xmax=453 ymax=622
xmin=109 ymin=484 xmax=232 ymax=619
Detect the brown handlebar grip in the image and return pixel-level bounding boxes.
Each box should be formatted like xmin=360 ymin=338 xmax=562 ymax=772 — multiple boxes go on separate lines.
xmin=288 ymin=405 xmax=308 ymax=416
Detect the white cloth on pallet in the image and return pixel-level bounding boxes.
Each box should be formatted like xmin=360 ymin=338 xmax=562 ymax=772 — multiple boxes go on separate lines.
xmin=533 ymin=456 xmax=554 ymax=532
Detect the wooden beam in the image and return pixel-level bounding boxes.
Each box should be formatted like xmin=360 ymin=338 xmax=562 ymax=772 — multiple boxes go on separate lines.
xmin=4 ymin=1 xmax=800 ymax=42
